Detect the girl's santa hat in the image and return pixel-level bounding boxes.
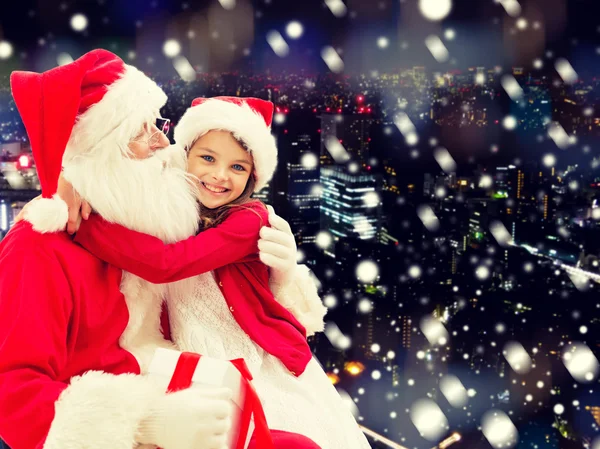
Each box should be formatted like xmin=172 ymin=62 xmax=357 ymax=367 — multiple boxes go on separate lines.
xmin=174 ymin=96 xmax=278 ymax=192
xmin=11 ymin=49 xmax=167 ymax=232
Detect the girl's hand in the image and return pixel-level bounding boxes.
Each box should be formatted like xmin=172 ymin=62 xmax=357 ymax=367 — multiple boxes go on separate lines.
xmin=258 ymin=205 xmax=298 ymax=286
xmin=57 ymin=174 xmax=92 ymax=234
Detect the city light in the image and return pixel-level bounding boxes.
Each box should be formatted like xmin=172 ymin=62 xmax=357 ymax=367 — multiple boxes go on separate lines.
xmin=344 ymin=361 xmax=365 ymax=376
xmin=17 ymin=155 xmax=31 ymax=169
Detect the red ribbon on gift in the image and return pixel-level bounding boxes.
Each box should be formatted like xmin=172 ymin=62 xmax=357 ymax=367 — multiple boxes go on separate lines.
xmin=166 ymin=352 xmax=274 ymax=449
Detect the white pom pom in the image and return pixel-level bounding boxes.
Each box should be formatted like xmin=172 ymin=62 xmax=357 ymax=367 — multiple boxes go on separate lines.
xmin=24 ymin=194 xmax=69 ymax=233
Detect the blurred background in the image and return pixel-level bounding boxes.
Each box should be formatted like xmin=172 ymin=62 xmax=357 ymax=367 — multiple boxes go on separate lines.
xmin=1 ymin=0 xmax=600 ymax=448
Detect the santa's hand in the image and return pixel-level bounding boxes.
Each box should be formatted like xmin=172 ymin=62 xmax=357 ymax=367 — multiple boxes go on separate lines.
xmin=137 ymin=387 xmax=232 ymax=449
xmin=258 ymin=205 xmax=298 ymax=286
xmin=57 ymin=173 xmax=92 ymax=234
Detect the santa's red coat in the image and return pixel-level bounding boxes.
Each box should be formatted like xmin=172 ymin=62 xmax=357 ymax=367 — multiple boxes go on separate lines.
xmin=0 ymin=221 xmax=322 ymax=449
xmin=0 ymin=221 xmax=140 ymax=449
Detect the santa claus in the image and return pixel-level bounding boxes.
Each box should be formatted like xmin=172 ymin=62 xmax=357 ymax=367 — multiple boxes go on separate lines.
xmin=0 ymin=49 xmax=324 ymax=449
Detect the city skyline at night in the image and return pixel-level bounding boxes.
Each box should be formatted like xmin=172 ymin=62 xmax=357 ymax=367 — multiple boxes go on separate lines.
xmin=1 ymin=1 xmax=600 ymax=448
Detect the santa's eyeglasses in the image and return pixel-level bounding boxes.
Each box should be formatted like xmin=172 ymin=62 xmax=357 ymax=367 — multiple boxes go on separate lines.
xmin=132 ymin=117 xmax=171 ymax=147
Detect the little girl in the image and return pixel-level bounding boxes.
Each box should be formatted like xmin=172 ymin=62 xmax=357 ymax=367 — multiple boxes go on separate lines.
xmin=74 ymin=97 xmax=372 ymax=449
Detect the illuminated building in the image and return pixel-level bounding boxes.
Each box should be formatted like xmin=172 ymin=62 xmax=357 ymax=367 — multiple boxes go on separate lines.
xmin=320 ymin=166 xmax=382 ymax=244
xmin=286 ymin=133 xmax=320 ymax=246
xmin=320 ymin=114 xmax=373 ymax=166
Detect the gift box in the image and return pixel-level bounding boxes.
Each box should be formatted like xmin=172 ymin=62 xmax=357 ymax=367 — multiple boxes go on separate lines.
xmin=148 ymin=348 xmax=273 ymax=449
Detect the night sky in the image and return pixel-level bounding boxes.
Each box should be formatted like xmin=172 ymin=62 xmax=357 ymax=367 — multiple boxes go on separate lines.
xmin=1 ymin=0 xmax=599 ymax=76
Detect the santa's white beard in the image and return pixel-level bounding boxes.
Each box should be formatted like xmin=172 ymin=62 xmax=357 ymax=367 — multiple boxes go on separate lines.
xmin=63 ymin=145 xmax=200 ymax=242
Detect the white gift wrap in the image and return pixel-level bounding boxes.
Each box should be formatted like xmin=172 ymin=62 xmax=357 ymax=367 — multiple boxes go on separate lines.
xmin=148 ymin=348 xmax=255 ymax=449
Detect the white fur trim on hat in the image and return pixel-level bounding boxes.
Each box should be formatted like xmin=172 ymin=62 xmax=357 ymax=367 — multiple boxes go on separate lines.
xmin=174 ymin=99 xmax=278 ymax=192
xmin=23 ymin=194 xmax=68 ymax=234
xmin=63 ymin=64 xmax=168 ymax=163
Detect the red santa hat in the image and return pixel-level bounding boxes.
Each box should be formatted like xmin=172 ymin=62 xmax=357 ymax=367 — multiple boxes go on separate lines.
xmin=174 ymin=96 xmax=278 ymax=192
xmin=11 ymin=48 xmax=167 ymax=200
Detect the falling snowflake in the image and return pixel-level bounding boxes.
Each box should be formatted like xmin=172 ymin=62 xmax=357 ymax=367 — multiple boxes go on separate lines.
xmin=417 ymin=205 xmax=441 ymax=232
xmin=533 ymin=58 xmax=543 ymax=69
xmin=501 ymin=75 xmax=523 ymax=101
xmin=515 ymin=17 xmax=528 ymax=30
xmin=323 ymin=294 xmax=337 ymax=308
xmin=218 ymin=0 xmax=236 ymax=9
xmin=434 ymin=147 xmax=457 ymax=173
xmin=272 ymin=112 xmax=286 ymax=125
xmin=321 ymin=46 xmax=344 ymax=73
xmin=481 ymin=410 xmax=519 ymax=449
xmin=394 ymin=112 xmax=419 ymax=146
xmin=542 ymin=153 xmax=556 ymax=167
xmin=70 ymin=13 xmax=88 ymax=32
xmin=555 ymin=58 xmax=578 ymax=84
xmin=562 ymin=343 xmax=599 ymax=383
xmin=324 ymin=136 xmax=350 ymax=163
xmin=0 ymin=41 xmax=13 ymax=60
xmin=324 ymin=322 xmax=351 ymax=350
xmin=377 ymin=37 xmax=389 ymax=49
xmin=324 ymin=0 xmax=347 ymax=17
xmin=173 ymin=56 xmax=196 ymax=82
xmin=355 ymin=260 xmax=379 ymax=283
xmin=408 ymin=265 xmax=422 ymax=279
xmin=357 ymin=298 xmax=373 ymax=314
xmin=479 ymin=174 xmax=493 ymax=189
xmin=553 ymin=403 xmax=564 ymax=415
xmin=420 ymin=315 xmax=449 ymax=346
xmin=418 ymin=0 xmax=453 ymax=21
xmin=371 ymin=370 xmax=382 ymax=380
xmin=444 ymin=28 xmax=456 ymax=40
xmin=502 ymin=115 xmax=518 ymax=130
xmin=410 ymin=398 xmax=449 ymax=441
xmin=503 ymin=341 xmax=532 ymax=374
xmin=163 ymin=39 xmax=181 ymax=58
xmin=371 ymin=344 xmax=381 ymax=354
xmin=296 ymin=153 xmax=317 ymax=170
xmin=440 ymin=375 xmax=468 ymax=407
xmin=286 ymin=21 xmax=304 ymax=39
xmin=489 ymin=221 xmax=513 ymax=247
xmin=547 ymin=122 xmax=570 ymax=149
xmin=475 ymin=266 xmax=490 ymax=280
xmin=497 ymin=0 xmax=521 ymax=17
xmin=57 ymin=52 xmax=74 ymax=66
xmin=267 ymin=31 xmax=289 ymax=57
xmin=405 ymin=132 xmax=419 ymax=146
xmin=425 ymin=35 xmax=450 ymax=63
xmin=315 ymin=231 xmax=333 ymax=249
xmin=362 ymin=191 xmax=380 ymax=208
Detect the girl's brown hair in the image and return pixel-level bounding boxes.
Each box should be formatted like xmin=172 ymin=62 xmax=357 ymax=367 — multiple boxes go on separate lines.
xmin=188 ymin=134 xmax=265 ymax=231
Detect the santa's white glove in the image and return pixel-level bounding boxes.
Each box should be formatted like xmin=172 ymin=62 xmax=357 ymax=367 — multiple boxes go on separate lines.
xmin=137 ymin=387 xmax=232 ymax=449
xmin=258 ymin=205 xmax=298 ymax=286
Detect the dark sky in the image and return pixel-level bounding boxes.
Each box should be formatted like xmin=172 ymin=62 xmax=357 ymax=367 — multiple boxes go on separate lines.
xmin=0 ymin=0 xmax=599 ymax=75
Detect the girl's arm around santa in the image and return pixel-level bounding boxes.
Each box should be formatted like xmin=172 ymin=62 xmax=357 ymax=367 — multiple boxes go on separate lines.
xmin=75 ymin=200 xmax=269 ymax=282
xmin=74 ymin=200 xmax=327 ymax=335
